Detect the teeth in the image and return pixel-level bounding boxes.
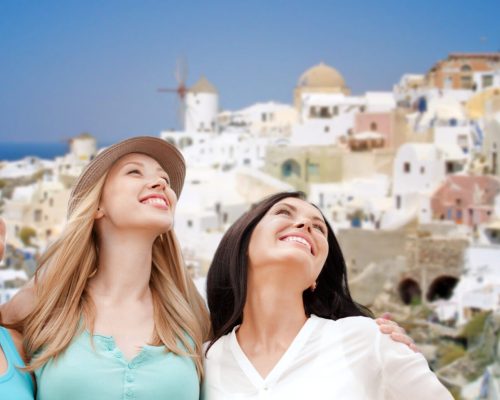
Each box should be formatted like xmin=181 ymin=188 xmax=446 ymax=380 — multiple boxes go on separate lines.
xmin=283 ymin=236 xmax=311 ymax=251
xmin=142 ymin=198 xmax=167 ymax=206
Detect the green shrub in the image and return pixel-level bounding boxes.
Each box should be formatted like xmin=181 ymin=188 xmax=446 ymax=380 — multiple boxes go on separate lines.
xmin=437 ymin=343 xmax=466 ymax=368
xmin=19 ymin=226 xmax=36 ymax=246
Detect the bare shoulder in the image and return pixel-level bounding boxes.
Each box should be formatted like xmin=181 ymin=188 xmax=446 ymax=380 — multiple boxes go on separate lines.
xmin=0 ymin=217 xmax=5 ymax=260
xmin=0 ymin=284 xmax=35 ymax=324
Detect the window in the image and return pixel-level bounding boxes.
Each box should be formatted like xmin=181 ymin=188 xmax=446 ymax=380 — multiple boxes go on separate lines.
xmin=34 ymin=209 xmax=42 ymax=222
xmin=482 ymin=75 xmax=494 ymax=88
xmin=370 ymin=122 xmax=378 ymax=131
xmin=396 ymin=195 xmax=401 ymax=209
xmin=324 ymin=126 xmax=330 ymax=133
xmin=281 ymin=159 xmax=301 ymax=178
xmin=187 ymin=220 xmax=193 ymax=228
xmin=461 ymin=64 xmax=472 ymax=72
xmin=49 ymin=198 xmax=54 ymax=207
xmin=461 ymin=75 xmax=473 ymax=89
xmin=420 ymin=166 xmax=425 ymax=174
xmin=309 ymin=107 xmax=317 ymax=118
xmin=403 ymin=162 xmax=411 ymax=173
xmin=262 ymin=113 xmax=267 ymax=122
xmin=319 ymin=107 xmax=331 ymax=118
xmin=333 ymin=106 xmax=339 ymax=116
xmin=308 ymin=163 xmax=319 ymax=175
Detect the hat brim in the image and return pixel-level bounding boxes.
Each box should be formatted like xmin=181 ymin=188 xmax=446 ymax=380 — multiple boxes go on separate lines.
xmin=68 ymin=136 xmax=186 ymax=216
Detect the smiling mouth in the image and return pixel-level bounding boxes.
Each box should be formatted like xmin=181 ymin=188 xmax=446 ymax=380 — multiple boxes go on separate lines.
xmin=141 ymin=197 xmax=169 ymax=209
xmin=280 ymin=236 xmax=314 ymax=255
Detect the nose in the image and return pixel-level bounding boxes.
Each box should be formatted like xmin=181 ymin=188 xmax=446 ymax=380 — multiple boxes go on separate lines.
xmin=148 ymin=176 xmax=166 ymax=191
xmin=294 ymin=218 xmax=312 ymax=232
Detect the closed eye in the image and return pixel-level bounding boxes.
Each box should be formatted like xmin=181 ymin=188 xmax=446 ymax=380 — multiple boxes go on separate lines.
xmin=275 ymin=208 xmax=292 ymax=216
xmin=161 ymin=176 xmax=170 ymax=185
xmin=313 ymin=224 xmax=326 ymax=235
xmin=127 ymin=169 xmax=142 ymax=175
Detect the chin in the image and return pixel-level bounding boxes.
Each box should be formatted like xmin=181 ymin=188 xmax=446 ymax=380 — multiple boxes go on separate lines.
xmin=136 ymin=216 xmax=174 ymax=234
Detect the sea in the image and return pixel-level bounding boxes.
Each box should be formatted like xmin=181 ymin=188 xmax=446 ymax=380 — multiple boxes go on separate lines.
xmin=0 ymin=142 xmax=70 ymax=161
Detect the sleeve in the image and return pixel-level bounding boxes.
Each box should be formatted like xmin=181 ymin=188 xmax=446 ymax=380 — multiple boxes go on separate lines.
xmin=375 ymin=328 xmax=454 ymax=400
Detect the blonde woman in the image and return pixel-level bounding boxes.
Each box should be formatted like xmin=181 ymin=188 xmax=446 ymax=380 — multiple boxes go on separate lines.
xmin=2 ymin=137 xmax=209 ymax=399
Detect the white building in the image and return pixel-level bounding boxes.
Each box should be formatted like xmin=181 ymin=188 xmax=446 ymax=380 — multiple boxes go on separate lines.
xmin=472 ymin=69 xmax=500 ymax=92
xmin=309 ymin=174 xmax=391 ymax=229
xmin=434 ymin=245 xmax=500 ymax=325
xmin=484 ymin=113 xmax=500 ymax=176
xmin=385 ymin=142 xmax=464 ymax=228
xmin=218 ymin=102 xmax=298 ymax=137
xmin=184 ymin=77 xmax=219 ymax=133
xmin=0 ymin=157 xmax=53 ymax=180
xmin=160 ymin=130 xmax=268 ymax=170
xmin=69 ymin=133 xmax=97 ymax=162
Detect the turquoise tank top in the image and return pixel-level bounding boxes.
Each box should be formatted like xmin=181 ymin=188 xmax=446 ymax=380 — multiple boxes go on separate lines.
xmin=35 ymin=330 xmax=200 ymax=400
xmin=0 ymin=326 xmax=34 ymax=400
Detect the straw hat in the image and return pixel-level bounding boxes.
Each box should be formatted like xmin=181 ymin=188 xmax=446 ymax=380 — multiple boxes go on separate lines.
xmin=68 ymin=136 xmax=186 ymax=216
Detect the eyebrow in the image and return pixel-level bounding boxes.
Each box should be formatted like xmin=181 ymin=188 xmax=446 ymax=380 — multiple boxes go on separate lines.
xmin=274 ymin=202 xmax=326 ymax=224
xmin=121 ymin=161 xmax=168 ymax=174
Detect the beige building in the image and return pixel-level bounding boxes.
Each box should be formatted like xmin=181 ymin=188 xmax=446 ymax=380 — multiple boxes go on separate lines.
xmin=294 ymin=62 xmax=350 ymax=116
xmin=3 ymin=178 xmax=70 ymax=247
xmin=425 ymin=53 xmax=500 ymax=90
xmin=264 ymin=144 xmax=395 ymax=193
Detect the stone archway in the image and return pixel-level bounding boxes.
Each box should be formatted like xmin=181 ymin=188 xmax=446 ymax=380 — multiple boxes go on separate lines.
xmin=398 ymin=278 xmax=422 ymax=305
xmin=281 ymin=159 xmax=301 ymax=178
xmin=427 ymin=276 xmax=458 ymax=302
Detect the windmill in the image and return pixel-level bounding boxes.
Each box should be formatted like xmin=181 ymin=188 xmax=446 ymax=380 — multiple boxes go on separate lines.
xmin=157 ymin=57 xmax=190 ymax=130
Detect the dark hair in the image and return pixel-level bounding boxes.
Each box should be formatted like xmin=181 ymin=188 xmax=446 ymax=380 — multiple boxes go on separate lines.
xmin=206 ymin=191 xmax=372 ymax=351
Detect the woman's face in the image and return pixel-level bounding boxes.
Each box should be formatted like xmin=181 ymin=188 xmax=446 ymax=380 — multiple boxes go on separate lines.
xmin=96 ymin=153 xmax=177 ymax=236
xmin=247 ymin=197 xmax=329 ymax=291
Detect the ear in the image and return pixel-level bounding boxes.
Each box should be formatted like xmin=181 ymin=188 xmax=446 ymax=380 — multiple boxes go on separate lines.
xmin=95 ymin=207 xmax=105 ymax=220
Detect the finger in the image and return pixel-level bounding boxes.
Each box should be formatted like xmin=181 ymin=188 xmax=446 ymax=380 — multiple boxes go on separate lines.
xmin=409 ymin=343 xmax=421 ymax=353
xmin=375 ymin=318 xmax=398 ymax=327
xmin=394 ymin=326 xmax=406 ymax=335
xmin=390 ymin=332 xmax=415 ymax=347
xmin=381 ymin=312 xmax=392 ymax=320
xmin=379 ymin=324 xmax=397 ymax=334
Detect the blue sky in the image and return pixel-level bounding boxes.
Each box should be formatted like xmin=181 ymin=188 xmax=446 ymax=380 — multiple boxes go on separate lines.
xmin=1 ymin=0 xmax=499 ymax=143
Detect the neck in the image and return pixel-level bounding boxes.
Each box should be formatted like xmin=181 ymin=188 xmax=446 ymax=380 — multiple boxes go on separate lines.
xmin=89 ymin=230 xmax=156 ymax=302
xmin=238 ymin=272 xmax=307 ymax=350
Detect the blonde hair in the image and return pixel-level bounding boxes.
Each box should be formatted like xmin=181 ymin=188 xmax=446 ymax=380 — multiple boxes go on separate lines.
xmin=23 ymin=172 xmax=210 ymax=377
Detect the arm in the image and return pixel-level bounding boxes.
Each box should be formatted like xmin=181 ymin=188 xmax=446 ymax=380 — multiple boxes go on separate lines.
xmin=376 ymin=324 xmax=453 ymax=399
xmin=0 ymin=217 xmax=35 ymax=324
xmin=0 ymin=217 xmax=5 ymax=262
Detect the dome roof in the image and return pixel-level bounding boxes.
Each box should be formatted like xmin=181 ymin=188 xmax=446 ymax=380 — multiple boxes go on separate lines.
xmin=297 ymin=62 xmax=346 ymax=89
xmin=190 ymin=76 xmax=217 ymax=94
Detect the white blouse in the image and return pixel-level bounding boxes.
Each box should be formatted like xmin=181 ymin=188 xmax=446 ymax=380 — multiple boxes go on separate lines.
xmin=203 ymin=315 xmax=452 ymax=400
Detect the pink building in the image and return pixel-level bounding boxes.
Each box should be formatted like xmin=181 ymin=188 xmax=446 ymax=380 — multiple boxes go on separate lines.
xmin=354 ymin=112 xmax=395 ymax=148
xmin=431 ymin=175 xmax=500 ymax=227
